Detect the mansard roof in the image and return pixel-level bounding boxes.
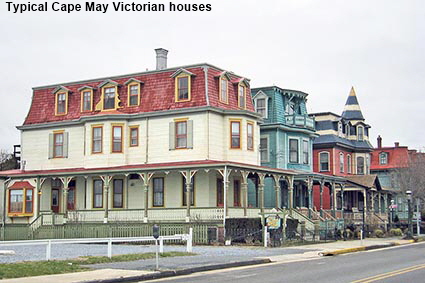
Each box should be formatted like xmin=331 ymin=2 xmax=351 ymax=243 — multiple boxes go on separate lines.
xmin=313 ymin=134 xmax=373 ymax=151
xmin=23 ymin=63 xmax=255 ymax=126
xmin=251 ymin=86 xmax=309 ymax=99
xmin=341 ymin=87 xmax=365 ymax=121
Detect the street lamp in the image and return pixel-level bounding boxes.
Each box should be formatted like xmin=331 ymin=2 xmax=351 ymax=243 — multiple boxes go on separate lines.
xmin=406 ymin=190 xmax=413 ymax=239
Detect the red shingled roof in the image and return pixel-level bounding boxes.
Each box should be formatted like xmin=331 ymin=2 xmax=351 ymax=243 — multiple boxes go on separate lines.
xmin=9 ymin=181 xmax=35 ymax=189
xmin=23 ymin=65 xmax=255 ymax=126
xmin=370 ymin=146 xmax=410 ymax=170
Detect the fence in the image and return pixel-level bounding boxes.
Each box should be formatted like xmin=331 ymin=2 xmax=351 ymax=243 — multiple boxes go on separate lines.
xmin=0 ymin=230 xmax=193 ymax=261
xmin=0 ymin=223 xmax=210 ymax=244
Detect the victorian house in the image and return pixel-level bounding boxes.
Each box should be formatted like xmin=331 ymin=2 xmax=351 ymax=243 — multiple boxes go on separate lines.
xmin=310 ymin=87 xmax=391 ymax=226
xmin=252 ymin=86 xmax=345 ymax=227
xmin=0 ymin=49 xmax=298 ymax=234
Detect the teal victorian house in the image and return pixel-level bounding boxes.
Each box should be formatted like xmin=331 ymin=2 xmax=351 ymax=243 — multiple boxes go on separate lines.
xmin=250 ymin=86 xmax=319 ymax=209
xmin=252 ymin=86 xmax=317 ymax=171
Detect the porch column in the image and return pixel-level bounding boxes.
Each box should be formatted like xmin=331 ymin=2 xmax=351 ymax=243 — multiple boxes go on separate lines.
xmin=378 ymin=192 xmax=382 ymax=213
xmin=258 ymin=174 xmax=266 ymax=215
xmin=35 ymin=177 xmax=42 ymax=219
xmin=384 ymin=193 xmax=388 ymax=214
xmin=240 ymin=171 xmax=249 ymax=217
xmin=332 ymin=181 xmax=336 ymax=218
xmin=272 ymin=175 xmax=281 ymax=209
xmin=181 ymin=170 xmax=197 ymax=222
xmin=59 ymin=176 xmax=73 ymax=222
xmin=218 ymin=168 xmax=232 ymax=222
xmin=139 ymin=173 xmax=154 ymax=223
xmin=371 ymin=191 xmax=375 ymax=212
xmin=363 ymin=189 xmax=367 ymax=212
xmin=341 ymin=184 xmax=345 ymax=215
xmin=307 ymin=177 xmax=313 ymax=219
xmin=319 ymin=179 xmax=324 ymax=217
xmin=286 ymin=176 xmax=294 ymax=215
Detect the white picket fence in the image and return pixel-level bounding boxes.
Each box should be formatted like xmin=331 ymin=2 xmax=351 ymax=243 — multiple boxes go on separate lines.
xmin=0 ymin=228 xmax=193 ymax=261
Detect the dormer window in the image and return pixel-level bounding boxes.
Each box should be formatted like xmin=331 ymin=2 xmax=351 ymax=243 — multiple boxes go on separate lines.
xmin=379 ymin=152 xmax=388 ymax=165
xmin=345 ymin=124 xmax=350 ymax=136
xmin=79 ymin=86 xmax=94 ymax=112
xmin=338 ymin=122 xmax=343 ymax=137
xmin=171 ymin=68 xmax=195 ymax=103
xmin=125 ymin=78 xmax=142 ymax=107
xmin=238 ymin=84 xmax=246 ymax=109
xmin=219 ymin=77 xmax=228 ymax=103
xmin=104 ymin=87 xmax=116 ymax=110
xmin=357 ymin=126 xmax=364 ymax=141
xmin=54 ymin=86 xmax=69 ymax=116
xmin=96 ymin=80 xmax=120 ymax=111
xmin=253 ymin=90 xmax=269 ymax=119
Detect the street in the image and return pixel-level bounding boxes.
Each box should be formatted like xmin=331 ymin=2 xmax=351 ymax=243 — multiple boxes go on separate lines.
xmin=144 ymin=242 xmax=425 ymax=283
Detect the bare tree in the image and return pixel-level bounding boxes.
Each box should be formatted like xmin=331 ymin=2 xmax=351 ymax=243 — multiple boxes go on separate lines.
xmin=391 ymin=151 xmax=425 ymax=201
xmin=0 ymin=149 xmax=18 ymax=171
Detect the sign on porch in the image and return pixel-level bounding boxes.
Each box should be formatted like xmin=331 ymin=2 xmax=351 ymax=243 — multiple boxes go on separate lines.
xmin=266 ymin=215 xmax=281 ymax=229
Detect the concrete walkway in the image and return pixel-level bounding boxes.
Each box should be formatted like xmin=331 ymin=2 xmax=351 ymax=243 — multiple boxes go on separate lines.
xmin=0 ymin=238 xmax=417 ymax=283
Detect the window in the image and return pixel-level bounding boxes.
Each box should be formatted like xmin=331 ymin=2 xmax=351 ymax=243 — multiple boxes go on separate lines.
xmin=56 ymin=92 xmax=67 ymax=115
xmin=9 ymin=188 xmax=33 ymax=215
xmin=112 ymin=125 xmax=123 ymax=153
xmin=53 ymin=132 xmax=64 ymax=158
xmin=357 ymin=126 xmax=364 ymax=141
xmin=128 ymin=84 xmax=139 ymax=106
xmin=286 ymin=102 xmax=295 ymax=115
xmin=345 ymin=124 xmax=350 ymax=136
xmin=340 ymin=153 xmax=344 ymax=173
xmin=357 ymin=156 xmax=365 ymax=175
xmin=338 ymin=122 xmax=343 ymax=137
xmin=289 ymin=139 xmax=299 ymax=163
xmin=303 ymin=140 xmax=309 ymax=164
xmin=256 ymin=98 xmax=266 ymax=118
xmin=247 ymin=122 xmax=254 ymax=150
xmin=92 ymin=126 xmax=103 ymax=154
xmin=182 ymin=176 xmax=195 ymax=206
xmin=219 ymin=77 xmax=228 ymax=103
xmin=238 ymin=84 xmax=246 ymax=109
xmin=129 ymin=126 xmax=139 ymax=147
xmin=153 ymin=178 xmax=164 ymax=207
xmin=379 ymin=152 xmax=388 ymax=165
xmin=113 ymin=179 xmax=123 ymax=208
xmin=234 ymin=180 xmax=241 ymax=207
xmin=93 ymin=180 xmax=103 ymax=208
xmin=104 ymin=87 xmax=116 ymax=110
xmin=217 ymin=178 xmax=224 ymax=207
xmin=175 ymin=121 xmax=187 ymax=149
xmin=230 ymin=121 xmax=241 ymax=149
xmin=347 ymin=155 xmax=352 ymax=173
xmin=82 ymin=90 xmax=92 ymax=112
xmin=319 ymin=152 xmax=329 ymax=171
xmin=169 ymin=120 xmax=193 ymax=150
xmin=176 ymin=76 xmax=190 ymax=102
xmin=49 ymin=131 xmax=68 ymax=159
xmin=260 ymin=137 xmax=269 ymax=162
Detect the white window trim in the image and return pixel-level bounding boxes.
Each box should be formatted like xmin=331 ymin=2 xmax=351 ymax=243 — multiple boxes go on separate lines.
xmin=357 ymin=125 xmax=364 ymax=141
xmin=260 ymin=135 xmax=269 ymax=163
xmin=288 ymin=136 xmax=300 ymax=164
xmin=379 ymin=152 xmax=388 ymax=165
xmin=302 ymin=139 xmax=310 ymax=165
xmin=319 ymin=151 xmax=330 ymax=172
xmin=347 ymin=154 xmax=352 ymax=173
xmin=339 ymin=152 xmax=344 ymax=173
xmin=253 ymin=91 xmax=269 ymax=119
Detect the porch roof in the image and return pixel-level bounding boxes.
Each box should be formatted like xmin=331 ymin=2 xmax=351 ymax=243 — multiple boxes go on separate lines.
xmin=0 ymin=160 xmax=299 ymax=178
xmin=345 ymin=174 xmax=383 ymax=191
xmin=294 ymin=171 xmax=346 ymax=184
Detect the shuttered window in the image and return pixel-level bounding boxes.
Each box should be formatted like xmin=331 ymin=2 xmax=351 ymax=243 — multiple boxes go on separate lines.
xmin=169 ymin=120 xmax=193 ymax=150
xmin=49 ymin=132 xmax=68 ymax=159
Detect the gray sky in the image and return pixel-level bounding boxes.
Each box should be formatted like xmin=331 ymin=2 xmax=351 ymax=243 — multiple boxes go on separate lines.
xmin=1 ymin=0 xmax=424 ymax=152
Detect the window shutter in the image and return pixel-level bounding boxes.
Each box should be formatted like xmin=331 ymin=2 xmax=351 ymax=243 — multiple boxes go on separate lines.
xmin=169 ymin=122 xmax=175 ymax=150
xmin=187 ymin=120 xmax=193 ymax=149
xmin=63 ymin=132 xmax=69 ymax=158
xmin=48 ymin=133 xmax=54 ymax=159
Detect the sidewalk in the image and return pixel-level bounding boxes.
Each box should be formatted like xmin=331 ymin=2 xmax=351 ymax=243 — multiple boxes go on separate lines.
xmin=0 ymin=238 xmax=418 ymax=283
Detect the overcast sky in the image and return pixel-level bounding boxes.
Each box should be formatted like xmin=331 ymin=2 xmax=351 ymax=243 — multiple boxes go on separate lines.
xmin=0 ymin=0 xmax=424 ymax=152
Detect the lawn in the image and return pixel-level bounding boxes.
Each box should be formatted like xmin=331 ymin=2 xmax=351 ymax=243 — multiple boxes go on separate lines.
xmin=0 ymin=251 xmax=195 ymax=279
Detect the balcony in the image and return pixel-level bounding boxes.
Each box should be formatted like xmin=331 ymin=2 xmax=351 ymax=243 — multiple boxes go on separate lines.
xmin=285 ymin=114 xmax=315 ymax=130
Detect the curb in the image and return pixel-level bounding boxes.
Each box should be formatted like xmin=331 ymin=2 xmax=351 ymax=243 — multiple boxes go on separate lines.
xmin=81 ymin=258 xmax=272 ymax=283
xmin=318 ymin=241 xmax=418 ymax=257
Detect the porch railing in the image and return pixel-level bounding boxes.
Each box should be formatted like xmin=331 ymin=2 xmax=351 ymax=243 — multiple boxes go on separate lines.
xmin=284 ymin=114 xmax=315 ymax=129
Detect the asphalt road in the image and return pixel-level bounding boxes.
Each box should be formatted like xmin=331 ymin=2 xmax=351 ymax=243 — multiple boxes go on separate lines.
xmin=144 ymin=242 xmax=425 ymax=283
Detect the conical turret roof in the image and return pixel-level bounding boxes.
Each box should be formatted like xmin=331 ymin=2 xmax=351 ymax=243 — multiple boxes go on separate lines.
xmin=341 ymin=87 xmax=364 ymax=120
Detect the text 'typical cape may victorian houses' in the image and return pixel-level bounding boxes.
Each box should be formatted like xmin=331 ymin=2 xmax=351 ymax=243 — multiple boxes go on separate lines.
xmin=0 ymin=49 xmax=302 ymax=238
xmin=310 ymin=87 xmax=393 ymax=227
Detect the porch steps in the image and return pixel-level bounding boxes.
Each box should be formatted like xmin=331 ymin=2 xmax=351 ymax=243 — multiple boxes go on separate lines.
xmin=288 ymin=209 xmax=317 ymax=232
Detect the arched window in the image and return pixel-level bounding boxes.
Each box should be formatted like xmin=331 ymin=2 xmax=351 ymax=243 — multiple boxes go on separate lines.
xmin=339 ymin=152 xmax=344 ymax=173
xmin=319 ymin=152 xmax=330 ymax=172
xmin=357 ymin=156 xmax=365 ymax=175
xmin=347 ymin=155 xmax=352 ymax=174
xmin=379 ymin=152 xmax=388 ymax=165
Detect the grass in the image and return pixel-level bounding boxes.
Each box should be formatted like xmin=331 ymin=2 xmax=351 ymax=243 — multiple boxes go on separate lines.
xmin=0 ymin=251 xmax=195 ymax=279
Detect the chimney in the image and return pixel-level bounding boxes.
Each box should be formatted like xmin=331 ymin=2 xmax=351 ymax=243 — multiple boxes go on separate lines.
xmin=155 ymin=48 xmax=168 ymax=70
xmin=394 ymin=142 xmax=399 ymax=148
xmin=377 ymin=135 xmax=382 ymax=148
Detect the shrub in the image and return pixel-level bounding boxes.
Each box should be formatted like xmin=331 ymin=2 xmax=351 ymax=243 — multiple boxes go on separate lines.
xmin=374 ymin=229 xmax=384 ymax=238
xmin=345 ymin=229 xmax=354 ymax=239
xmin=389 ymin=228 xmax=402 ymax=236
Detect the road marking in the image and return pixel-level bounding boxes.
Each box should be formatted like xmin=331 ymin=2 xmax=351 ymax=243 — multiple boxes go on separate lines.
xmin=351 ymin=263 xmax=425 ymax=283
